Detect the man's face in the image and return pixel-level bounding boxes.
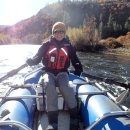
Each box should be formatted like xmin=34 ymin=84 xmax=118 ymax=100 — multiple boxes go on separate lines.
xmin=53 ymin=28 xmax=65 ymax=41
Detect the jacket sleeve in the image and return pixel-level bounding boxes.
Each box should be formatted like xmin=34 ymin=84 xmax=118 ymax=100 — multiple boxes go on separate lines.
xmin=69 ymin=45 xmax=83 ymax=72
xmin=30 ymin=42 xmax=48 ymax=65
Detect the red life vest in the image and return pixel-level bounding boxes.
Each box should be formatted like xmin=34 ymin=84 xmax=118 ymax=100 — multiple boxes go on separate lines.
xmin=44 ymin=45 xmax=70 ymax=70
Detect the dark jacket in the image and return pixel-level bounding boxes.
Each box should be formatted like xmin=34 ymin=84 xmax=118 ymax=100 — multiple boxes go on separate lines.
xmin=32 ymin=37 xmax=83 ymax=76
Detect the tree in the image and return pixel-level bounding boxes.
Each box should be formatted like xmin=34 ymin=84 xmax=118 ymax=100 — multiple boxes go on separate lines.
xmin=83 ymin=18 xmax=86 ymax=26
xmin=63 ymin=11 xmax=70 ymax=27
xmin=124 ymin=20 xmax=130 ymax=30
xmin=105 ymin=13 xmax=115 ymax=37
xmin=99 ymin=13 xmax=103 ymax=22
xmin=99 ymin=21 xmax=103 ymax=39
xmin=55 ymin=10 xmax=64 ymax=22
xmin=0 ymin=33 xmax=12 ymax=44
xmin=107 ymin=13 xmax=114 ymax=29
xmin=83 ymin=16 xmax=97 ymax=44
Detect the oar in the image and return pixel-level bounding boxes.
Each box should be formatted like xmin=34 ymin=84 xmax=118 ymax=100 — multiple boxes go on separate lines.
xmin=69 ymin=70 xmax=130 ymax=89
xmin=0 ymin=64 xmax=27 ymax=83
xmin=0 ymin=56 xmax=39 ymax=83
xmin=81 ymin=72 xmax=130 ymax=89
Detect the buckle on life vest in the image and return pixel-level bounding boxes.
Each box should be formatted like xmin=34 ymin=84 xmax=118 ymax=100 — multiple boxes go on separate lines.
xmin=60 ymin=56 xmax=64 ymax=67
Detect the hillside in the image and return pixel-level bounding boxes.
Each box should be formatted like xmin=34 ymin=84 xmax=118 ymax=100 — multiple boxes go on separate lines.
xmin=0 ymin=25 xmax=9 ymax=28
xmin=0 ymin=1 xmax=130 ymax=50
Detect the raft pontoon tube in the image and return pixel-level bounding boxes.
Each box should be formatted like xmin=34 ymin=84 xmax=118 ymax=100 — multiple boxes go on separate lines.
xmin=0 ymin=68 xmax=130 ymax=130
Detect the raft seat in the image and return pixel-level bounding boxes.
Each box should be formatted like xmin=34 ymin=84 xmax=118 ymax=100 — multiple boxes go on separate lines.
xmin=24 ymin=70 xmax=108 ymax=111
xmin=36 ymin=77 xmax=108 ymax=111
xmin=36 ymin=80 xmax=78 ymax=111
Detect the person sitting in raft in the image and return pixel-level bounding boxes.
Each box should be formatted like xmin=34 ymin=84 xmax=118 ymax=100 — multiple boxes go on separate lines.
xmin=26 ymin=22 xmax=83 ymax=130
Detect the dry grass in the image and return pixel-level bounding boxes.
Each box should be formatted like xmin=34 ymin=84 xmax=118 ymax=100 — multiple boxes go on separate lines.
xmin=66 ymin=27 xmax=102 ymax=51
xmin=99 ymin=32 xmax=130 ymax=49
xmin=41 ymin=28 xmax=130 ymax=54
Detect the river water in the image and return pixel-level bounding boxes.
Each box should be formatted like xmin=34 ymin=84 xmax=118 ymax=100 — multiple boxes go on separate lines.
xmin=0 ymin=45 xmax=130 ymax=96
xmin=77 ymin=52 xmax=130 ymax=83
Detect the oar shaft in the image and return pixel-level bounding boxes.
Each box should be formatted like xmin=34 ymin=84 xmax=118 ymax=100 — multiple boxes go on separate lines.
xmin=69 ymin=69 xmax=129 ymax=89
xmin=81 ymin=72 xmax=103 ymax=81
xmin=81 ymin=72 xmax=130 ymax=89
xmin=0 ymin=64 xmax=27 ymax=83
xmin=0 ymin=56 xmax=38 ymax=83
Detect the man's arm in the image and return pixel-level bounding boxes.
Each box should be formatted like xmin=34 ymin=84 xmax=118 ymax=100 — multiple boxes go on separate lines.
xmin=69 ymin=46 xmax=83 ymax=76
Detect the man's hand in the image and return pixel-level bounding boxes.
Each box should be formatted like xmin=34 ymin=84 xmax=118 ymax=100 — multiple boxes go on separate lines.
xmin=26 ymin=58 xmax=34 ymax=66
xmin=74 ymin=69 xmax=82 ymax=76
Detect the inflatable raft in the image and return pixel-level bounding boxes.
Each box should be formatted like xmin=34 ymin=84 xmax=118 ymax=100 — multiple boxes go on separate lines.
xmin=0 ymin=67 xmax=130 ymax=130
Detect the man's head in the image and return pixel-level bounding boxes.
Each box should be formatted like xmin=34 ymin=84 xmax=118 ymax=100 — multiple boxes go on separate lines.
xmin=52 ymin=22 xmax=66 ymax=41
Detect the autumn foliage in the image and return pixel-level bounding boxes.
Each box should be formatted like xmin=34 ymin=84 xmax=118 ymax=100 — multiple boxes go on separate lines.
xmin=0 ymin=1 xmax=130 ymax=52
xmin=99 ymin=32 xmax=130 ymax=49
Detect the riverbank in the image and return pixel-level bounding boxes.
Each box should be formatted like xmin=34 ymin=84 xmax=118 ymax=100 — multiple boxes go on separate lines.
xmin=100 ymin=47 xmax=130 ymax=56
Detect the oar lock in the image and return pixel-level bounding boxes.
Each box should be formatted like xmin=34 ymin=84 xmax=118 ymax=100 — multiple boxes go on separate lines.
xmin=116 ymin=89 xmax=130 ymax=105
xmin=0 ymin=109 xmax=10 ymax=120
xmin=127 ymin=82 xmax=130 ymax=88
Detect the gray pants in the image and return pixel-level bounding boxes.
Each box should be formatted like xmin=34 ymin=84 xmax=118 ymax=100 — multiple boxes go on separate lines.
xmin=40 ymin=72 xmax=77 ymax=111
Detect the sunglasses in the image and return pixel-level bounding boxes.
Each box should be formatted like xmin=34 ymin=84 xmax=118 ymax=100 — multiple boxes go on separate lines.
xmin=54 ymin=29 xmax=65 ymax=34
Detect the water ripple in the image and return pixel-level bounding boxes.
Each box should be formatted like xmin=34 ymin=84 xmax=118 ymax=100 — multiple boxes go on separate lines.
xmin=78 ymin=52 xmax=130 ymax=83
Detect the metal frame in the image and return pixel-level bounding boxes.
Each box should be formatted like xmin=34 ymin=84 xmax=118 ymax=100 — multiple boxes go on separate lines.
xmin=85 ymin=111 xmax=129 ymax=130
xmin=0 ymin=81 xmax=130 ymax=130
xmin=0 ymin=120 xmax=32 ymax=130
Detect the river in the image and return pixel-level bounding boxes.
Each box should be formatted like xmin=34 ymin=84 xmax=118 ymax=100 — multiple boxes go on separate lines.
xmin=0 ymin=45 xmax=130 ymax=98
xmin=77 ymin=52 xmax=130 ymax=83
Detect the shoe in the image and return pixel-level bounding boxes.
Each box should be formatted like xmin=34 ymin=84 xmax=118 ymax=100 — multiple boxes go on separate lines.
xmin=69 ymin=107 xmax=79 ymax=130
xmin=70 ymin=118 xmax=78 ymax=130
xmin=47 ymin=111 xmax=58 ymax=130
xmin=46 ymin=123 xmax=58 ymax=130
